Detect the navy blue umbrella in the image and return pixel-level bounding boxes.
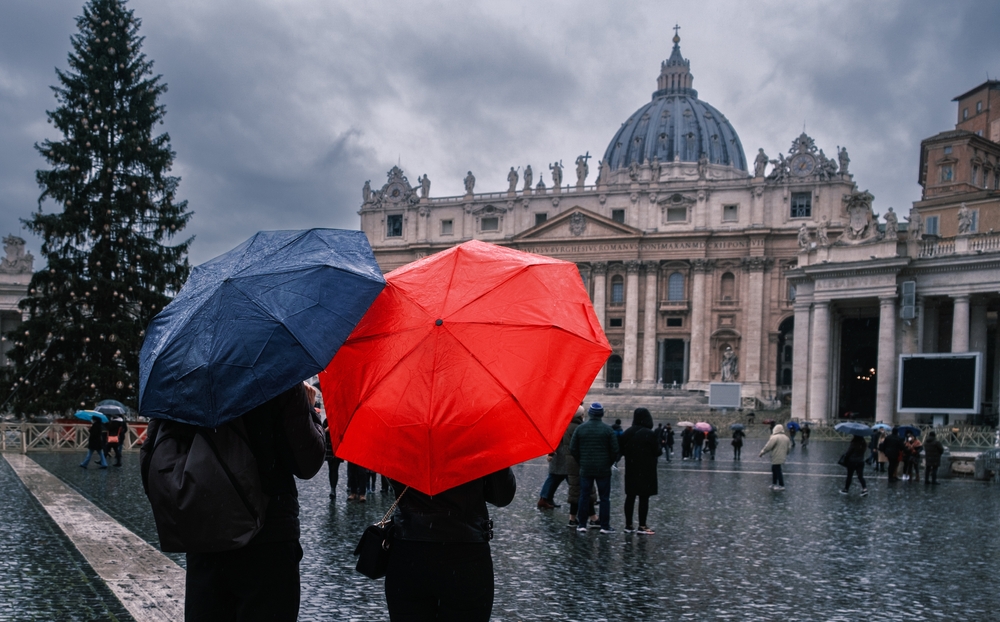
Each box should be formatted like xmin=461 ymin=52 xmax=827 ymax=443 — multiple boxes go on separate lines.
xmin=897 ymin=425 xmax=922 ymax=438
xmin=139 ymin=229 xmax=385 ymax=428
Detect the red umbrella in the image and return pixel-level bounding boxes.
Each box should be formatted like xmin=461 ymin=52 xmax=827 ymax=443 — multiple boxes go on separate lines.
xmin=320 ymin=240 xmax=611 ymax=495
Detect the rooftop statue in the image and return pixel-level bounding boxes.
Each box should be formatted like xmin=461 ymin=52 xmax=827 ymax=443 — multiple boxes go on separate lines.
xmin=649 ymin=156 xmax=661 ymax=183
xmin=797 ymin=222 xmax=811 ymax=249
xmin=838 ymin=146 xmax=850 ymax=176
xmin=1 ymin=235 xmax=34 ymax=274
xmin=522 ymin=165 xmax=533 ymax=192
xmin=883 ymin=207 xmax=898 ymax=241
xmin=549 ymin=161 xmax=563 ymax=188
xmin=817 ymin=218 xmax=830 ymax=247
xmin=905 ymin=208 xmax=923 ymax=241
xmin=575 ymin=153 xmax=590 ymax=188
xmin=507 ymin=167 xmax=519 ymax=194
xmin=957 ymin=202 xmax=973 ymax=235
xmin=464 ymin=171 xmax=476 ymax=195
xmin=362 ymin=180 xmax=372 ymax=203
xmin=754 ymin=148 xmax=768 ymax=178
xmin=419 ymin=174 xmax=431 ymax=199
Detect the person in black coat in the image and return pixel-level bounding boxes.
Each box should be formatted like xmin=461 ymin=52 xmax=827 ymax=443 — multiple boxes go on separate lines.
xmin=619 ymin=408 xmax=661 ymax=534
xmin=79 ymin=417 xmax=108 ymax=469
xmin=385 ymin=468 xmax=516 ymax=622
xmin=681 ymin=426 xmax=693 ymax=460
xmin=880 ymin=428 xmax=906 ymax=482
xmin=706 ymin=429 xmax=718 ymax=461
xmin=664 ymin=424 xmax=674 ymax=462
xmin=840 ymin=435 xmax=869 ymax=495
xmin=692 ymin=428 xmax=706 ymax=461
xmin=732 ymin=428 xmax=745 ymax=460
xmin=104 ymin=416 xmax=127 ymax=467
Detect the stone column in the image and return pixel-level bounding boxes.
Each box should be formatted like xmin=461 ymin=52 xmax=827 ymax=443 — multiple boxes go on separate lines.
xmin=808 ymin=301 xmax=831 ymax=422
xmin=791 ymin=302 xmax=811 ymax=421
xmin=641 ymin=261 xmax=659 ymax=384
xmin=623 ymin=261 xmax=641 ymax=383
xmin=876 ymin=296 xmax=897 ymax=423
xmin=682 ymin=338 xmax=690 ymax=384
xmin=591 ymin=263 xmax=607 ymax=383
xmin=742 ymin=257 xmax=769 ymax=387
xmin=951 ymin=294 xmax=970 ymax=353
xmin=970 ymin=300 xmax=988 ymax=396
xmin=915 ymin=296 xmax=926 ymax=354
xmin=923 ymin=301 xmax=939 ymax=353
xmin=688 ymin=259 xmax=713 ymax=385
xmin=657 ymin=339 xmax=666 ymax=384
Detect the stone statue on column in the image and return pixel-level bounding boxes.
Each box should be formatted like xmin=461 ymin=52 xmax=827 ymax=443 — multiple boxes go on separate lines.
xmin=957 ymin=202 xmax=973 ymax=235
xmin=838 ymin=146 xmax=850 ymax=175
xmin=905 ymin=208 xmax=923 ymax=240
xmin=464 ymin=171 xmax=476 ymax=195
xmin=797 ymin=222 xmax=811 ymax=249
xmin=883 ymin=207 xmax=898 ymax=240
xmin=507 ymin=167 xmax=519 ymax=194
xmin=362 ymin=180 xmax=372 ymax=203
xmin=649 ymin=156 xmax=661 ymax=184
xmin=721 ymin=346 xmax=739 ymax=382
xmin=754 ymin=148 xmax=768 ymax=178
xmin=419 ymin=174 xmax=431 ymax=199
xmin=549 ymin=161 xmax=563 ymax=189
xmin=817 ymin=217 xmax=830 ymax=247
xmin=575 ymin=154 xmax=590 ymax=188
xmin=697 ymin=153 xmax=709 ymax=180
xmin=522 ymin=165 xmax=533 ymax=192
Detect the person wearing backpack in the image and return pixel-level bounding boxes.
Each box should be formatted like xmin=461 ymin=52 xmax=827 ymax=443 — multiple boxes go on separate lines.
xmin=141 ymin=382 xmax=325 ymax=621
xmin=104 ymin=416 xmax=127 ymax=467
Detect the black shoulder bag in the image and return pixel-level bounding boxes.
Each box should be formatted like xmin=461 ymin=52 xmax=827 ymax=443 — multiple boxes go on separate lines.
xmin=354 ymin=486 xmax=408 ymax=579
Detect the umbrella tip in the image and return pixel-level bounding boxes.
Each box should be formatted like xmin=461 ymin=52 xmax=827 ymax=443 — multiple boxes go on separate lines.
xmin=435 ymin=319 xmax=443 ymax=326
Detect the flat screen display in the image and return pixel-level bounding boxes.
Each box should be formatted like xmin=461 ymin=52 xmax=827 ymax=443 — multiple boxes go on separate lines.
xmin=897 ymin=353 xmax=981 ymax=413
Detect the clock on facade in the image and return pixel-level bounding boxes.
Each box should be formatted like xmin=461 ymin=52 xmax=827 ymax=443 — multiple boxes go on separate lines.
xmin=789 ymin=153 xmax=816 ymax=177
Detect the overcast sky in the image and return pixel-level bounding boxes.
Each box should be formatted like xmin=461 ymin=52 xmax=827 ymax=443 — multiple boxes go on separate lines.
xmin=2 ymin=0 xmax=999 ymax=266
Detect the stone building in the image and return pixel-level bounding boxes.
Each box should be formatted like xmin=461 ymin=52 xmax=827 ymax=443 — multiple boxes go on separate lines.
xmin=359 ymin=34 xmax=860 ymax=410
xmin=788 ymin=80 xmax=1000 ymax=425
xmin=0 ymin=235 xmax=33 ymax=369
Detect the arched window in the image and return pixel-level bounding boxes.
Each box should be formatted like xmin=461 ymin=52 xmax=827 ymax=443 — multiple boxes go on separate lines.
xmin=720 ymin=272 xmax=735 ymax=301
xmin=611 ymin=275 xmax=624 ymax=304
xmin=667 ymin=272 xmax=685 ymax=301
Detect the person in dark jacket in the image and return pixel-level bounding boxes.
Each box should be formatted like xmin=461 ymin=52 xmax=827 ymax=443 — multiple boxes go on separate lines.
xmin=706 ymin=428 xmax=718 ymax=461
xmin=79 ymin=416 xmax=108 ymax=469
xmin=570 ymin=403 xmax=620 ymax=533
xmin=145 ymin=382 xmax=325 ymax=622
xmin=923 ymin=431 xmax=945 ymax=484
xmin=562 ymin=407 xmax=597 ymax=527
xmin=880 ymin=428 xmax=906 ymax=482
xmin=385 ymin=468 xmax=516 ymax=622
xmin=732 ymin=428 xmax=745 ymax=460
xmin=840 ymin=435 xmax=869 ymax=495
xmin=664 ymin=424 xmax=674 ymax=461
xmin=538 ymin=406 xmax=576 ymax=509
xmin=681 ymin=425 xmax=693 ymax=460
xmin=104 ymin=416 xmax=127 ymax=467
xmin=619 ymin=408 xmax=661 ymax=534
xmin=692 ymin=428 xmax=706 ymax=461
xmin=322 ymin=419 xmax=342 ymax=499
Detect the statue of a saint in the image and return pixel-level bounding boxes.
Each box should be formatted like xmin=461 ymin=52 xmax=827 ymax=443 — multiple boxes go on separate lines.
xmin=754 ymin=148 xmax=768 ymax=178
xmin=419 ymin=174 xmax=431 ymax=199
xmin=838 ymin=146 xmax=850 ymax=176
xmin=797 ymin=222 xmax=811 ymax=249
xmin=883 ymin=207 xmax=899 ymax=240
xmin=575 ymin=154 xmax=589 ymax=188
xmin=957 ymin=202 xmax=973 ymax=235
xmin=628 ymin=161 xmax=640 ymax=182
xmin=905 ymin=208 xmax=923 ymax=240
xmin=507 ymin=167 xmax=518 ymax=194
xmin=697 ymin=153 xmax=709 ymax=180
xmin=1 ymin=235 xmax=34 ymax=274
xmin=362 ymin=180 xmax=372 ymax=203
xmin=549 ymin=161 xmax=563 ymax=189
xmin=817 ymin=218 xmax=830 ymax=247
xmin=721 ymin=347 xmax=739 ymax=382
xmin=649 ymin=156 xmax=661 ymax=183
xmin=523 ymin=165 xmax=533 ymax=192
xmin=464 ymin=171 xmax=476 ymax=195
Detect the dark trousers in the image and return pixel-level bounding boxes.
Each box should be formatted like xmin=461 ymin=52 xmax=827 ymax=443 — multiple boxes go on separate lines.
xmin=186 ymin=539 xmax=303 ymax=622
xmin=105 ymin=442 xmax=122 ymax=465
xmin=733 ymin=445 xmax=742 ymax=460
xmin=771 ymin=464 xmax=784 ymax=487
xmin=385 ymin=540 xmax=494 ymax=622
xmin=539 ymin=473 xmax=568 ymax=502
xmin=665 ymin=444 xmax=673 ymax=461
xmin=925 ymin=464 xmax=939 ymax=484
xmin=844 ymin=463 xmax=867 ymax=490
xmin=624 ymin=494 xmax=649 ymax=528
xmin=578 ymin=475 xmax=612 ymax=529
xmin=347 ymin=462 xmax=368 ymax=495
xmin=887 ymin=458 xmax=900 ymax=481
xmin=326 ymin=458 xmax=341 ymax=493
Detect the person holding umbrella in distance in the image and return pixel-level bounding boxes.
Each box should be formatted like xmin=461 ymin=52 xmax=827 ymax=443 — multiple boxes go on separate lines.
xmin=840 ymin=434 xmax=870 ymax=496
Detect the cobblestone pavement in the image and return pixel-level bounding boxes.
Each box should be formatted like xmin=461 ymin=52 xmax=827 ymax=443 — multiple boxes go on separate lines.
xmin=14 ymin=439 xmax=1000 ymax=621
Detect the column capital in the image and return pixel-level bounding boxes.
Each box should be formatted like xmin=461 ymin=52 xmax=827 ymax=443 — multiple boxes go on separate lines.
xmin=951 ymin=293 xmax=970 ymax=303
xmin=741 ymin=256 xmax=773 ymax=272
xmin=625 ymin=260 xmax=641 ymax=274
xmin=793 ymin=302 xmax=812 ymax=313
xmin=691 ymin=258 xmax=715 ymax=273
xmin=642 ymin=260 xmax=659 ymax=273
xmin=591 ymin=261 xmax=608 ymax=276
xmin=879 ymin=295 xmax=897 ymax=307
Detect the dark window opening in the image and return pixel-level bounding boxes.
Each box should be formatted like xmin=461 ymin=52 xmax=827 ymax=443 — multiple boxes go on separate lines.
xmin=790 ymin=192 xmax=811 ymax=218
xmin=666 ymin=317 xmax=683 ymax=327
xmin=611 ymin=209 xmax=626 ymax=224
xmin=387 ymin=214 xmax=403 ymax=237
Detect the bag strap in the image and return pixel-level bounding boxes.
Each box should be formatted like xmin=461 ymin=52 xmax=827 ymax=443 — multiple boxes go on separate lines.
xmin=377 ymin=486 xmax=408 ymax=528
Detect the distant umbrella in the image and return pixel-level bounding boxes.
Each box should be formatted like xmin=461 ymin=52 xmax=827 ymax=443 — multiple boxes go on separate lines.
xmin=74 ymin=410 xmax=108 ymax=423
xmin=730 ymin=423 xmax=745 ymax=431
xmin=677 ymin=421 xmax=695 ymax=428
xmin=787 ymin=421 xmax=801 ymax=431
xmin=872 ymin=423 xmax=892 ymax=431
xmin=694 ymin=422 xmax=712 ymax=432
xmin=897 ymin=425 xmax=921 ymax=438
xmin=834 ymin=422 xmax=872 ymax=437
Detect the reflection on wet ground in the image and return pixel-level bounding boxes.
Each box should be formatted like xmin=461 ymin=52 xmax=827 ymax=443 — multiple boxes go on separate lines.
xmin=16 ymin=439 xmax=1000 ymax=621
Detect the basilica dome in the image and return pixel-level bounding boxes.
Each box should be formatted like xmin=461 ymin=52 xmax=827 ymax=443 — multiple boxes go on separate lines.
xmin=602 ymin=34 xmax=747 ymax=173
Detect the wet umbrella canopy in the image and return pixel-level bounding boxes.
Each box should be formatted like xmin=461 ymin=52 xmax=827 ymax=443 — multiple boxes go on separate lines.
xmin=74 ymin=410 xmax=108 ymax=423
xmin=139 ymin=229 xmax=385 ymax=427
xmin=321 ymin=240 xmax=611 ymax=495
xmin=835 ymin=422 xmax=873 ymax=437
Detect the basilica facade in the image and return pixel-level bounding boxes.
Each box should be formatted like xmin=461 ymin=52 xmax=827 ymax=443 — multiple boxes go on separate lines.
xmin=358 ymin=36 xmax=1000 ymax=423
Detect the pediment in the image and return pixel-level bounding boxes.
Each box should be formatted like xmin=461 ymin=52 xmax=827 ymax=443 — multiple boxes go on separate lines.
xmin=512 ymin=207 xmax=642 ymax=241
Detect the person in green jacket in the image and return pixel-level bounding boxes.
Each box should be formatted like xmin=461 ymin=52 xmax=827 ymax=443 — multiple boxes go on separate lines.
xmin=570 ymin=403 xmax=620 ymax=533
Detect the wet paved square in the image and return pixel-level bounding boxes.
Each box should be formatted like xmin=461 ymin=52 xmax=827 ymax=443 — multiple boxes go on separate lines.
xmin=8 ymin=437 xmax=1000 ymax=621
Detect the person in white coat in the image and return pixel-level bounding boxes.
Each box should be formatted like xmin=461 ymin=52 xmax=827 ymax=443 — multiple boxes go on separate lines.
xmin=759 ymin=425 xmax=791 ymax=490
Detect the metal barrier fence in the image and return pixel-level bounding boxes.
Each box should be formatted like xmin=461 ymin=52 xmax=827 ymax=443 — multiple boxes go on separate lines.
xmin=0 ymin=422 xmax=147 ymax=453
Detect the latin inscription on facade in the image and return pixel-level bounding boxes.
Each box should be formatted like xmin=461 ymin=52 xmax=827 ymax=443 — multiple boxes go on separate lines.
xmin=814 ymin=274 xmax=897 ymax=291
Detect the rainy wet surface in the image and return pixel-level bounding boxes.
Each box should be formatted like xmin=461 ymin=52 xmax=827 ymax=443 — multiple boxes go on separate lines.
xmin=10 ymin=437 xmax=1000 ymax=621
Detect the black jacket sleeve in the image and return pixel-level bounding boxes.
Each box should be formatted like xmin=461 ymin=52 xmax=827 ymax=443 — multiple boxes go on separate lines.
xmin=279 ymin=383 xmax=326 ymax=480
xmin=483 ymin=467 xmax=516 ymax=508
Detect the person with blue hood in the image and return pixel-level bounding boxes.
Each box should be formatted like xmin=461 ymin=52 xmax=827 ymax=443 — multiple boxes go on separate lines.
xmin=570 ymin=403 xmax=620 ymax=534
xmin=619 ymin=408 xmax=661 ymax=534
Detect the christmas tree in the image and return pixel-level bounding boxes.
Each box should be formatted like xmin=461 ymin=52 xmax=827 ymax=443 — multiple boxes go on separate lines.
xmin=2 ymin=0 xmax=191 ymax=417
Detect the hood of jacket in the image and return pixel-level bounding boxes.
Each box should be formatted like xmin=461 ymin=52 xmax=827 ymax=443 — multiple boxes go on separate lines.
xmin=772 ymin=424 xmax=786 ymax=435
xmin=631 ymin=408 xmax=653 ymax=429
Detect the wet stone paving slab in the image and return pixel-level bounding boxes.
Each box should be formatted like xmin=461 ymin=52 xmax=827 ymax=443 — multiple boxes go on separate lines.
xmin=13 ymin=437 xmax=1000 ymax=621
